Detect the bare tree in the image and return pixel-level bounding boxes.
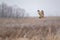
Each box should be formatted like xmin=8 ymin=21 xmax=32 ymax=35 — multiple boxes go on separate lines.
xmin=0 ymin=3 xmax=29 ymax=18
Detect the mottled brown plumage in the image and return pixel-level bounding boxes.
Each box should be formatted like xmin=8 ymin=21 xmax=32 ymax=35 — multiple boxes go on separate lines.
xmin=37 ymin=10 xmax=44 ymax=18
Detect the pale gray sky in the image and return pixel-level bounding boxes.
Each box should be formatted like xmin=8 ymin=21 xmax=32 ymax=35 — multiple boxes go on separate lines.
xmin=0 ymin=0 xmax=60 ymax=17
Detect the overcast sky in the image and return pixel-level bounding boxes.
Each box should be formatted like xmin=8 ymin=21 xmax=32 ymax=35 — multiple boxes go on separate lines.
xmin=0 ymin=0 xmax=60 ymax=17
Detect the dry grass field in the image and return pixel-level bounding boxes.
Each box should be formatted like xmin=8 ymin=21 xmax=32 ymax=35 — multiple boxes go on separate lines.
xmin=0 ymin=17 xmax=60 ymax=40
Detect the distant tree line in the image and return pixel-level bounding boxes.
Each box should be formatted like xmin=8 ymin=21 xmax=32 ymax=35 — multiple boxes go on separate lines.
xmin=0 ymin=3 xmax=29 ymax=18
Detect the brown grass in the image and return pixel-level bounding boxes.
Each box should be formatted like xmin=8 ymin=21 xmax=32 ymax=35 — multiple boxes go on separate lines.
xmin=0 ymin=17 xmax=60 ymax=40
